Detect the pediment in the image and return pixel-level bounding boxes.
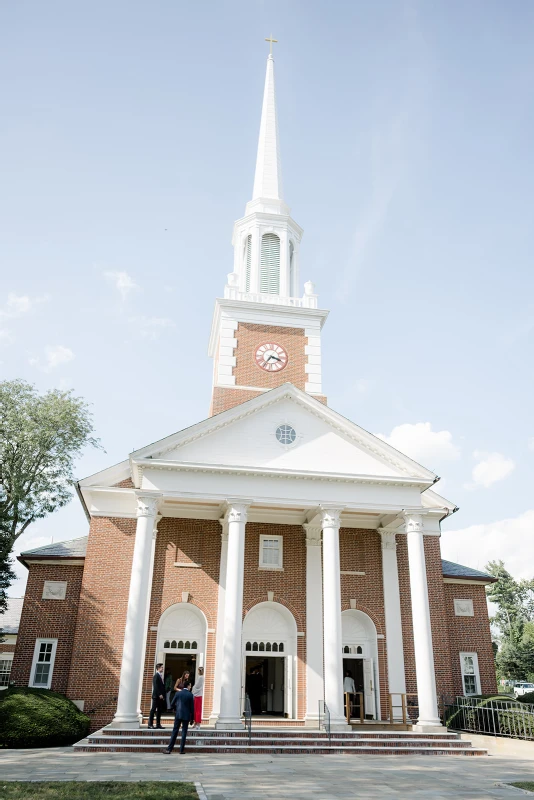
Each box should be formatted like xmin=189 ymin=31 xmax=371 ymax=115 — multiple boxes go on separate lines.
xmin=133 ymin=385 xmax=436 ymax=483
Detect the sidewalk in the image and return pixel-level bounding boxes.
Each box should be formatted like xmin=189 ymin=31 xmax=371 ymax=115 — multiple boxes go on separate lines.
xmin=1 ymin=747 xmax=534 ymax=799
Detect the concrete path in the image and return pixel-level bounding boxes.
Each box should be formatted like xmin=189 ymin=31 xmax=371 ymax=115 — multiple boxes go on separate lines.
xmin=1 ymin=748 xmax=534 ymax=799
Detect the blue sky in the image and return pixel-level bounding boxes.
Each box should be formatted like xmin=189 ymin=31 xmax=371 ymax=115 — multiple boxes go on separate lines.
xmin=2 ymin=1 xmax=533 ymax=596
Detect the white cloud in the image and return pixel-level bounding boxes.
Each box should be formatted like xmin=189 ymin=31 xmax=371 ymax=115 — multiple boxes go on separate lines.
xmin=376 ymin=422 xmax=460 ymax=466
xmin=468 ymin=451 xmax=515 ymax=489
xmin=441 ymin=509 xmax=534 ymax=580
xmin=0 ymin=329 xmax=14 ymax=345
xmin=30 ymin=345 xmax=74 ymax=372
xmin=528 ymin=437 xmax=534 ymax=452
xmin=104 ymin=270 xmax=139 ymax=298
xmin=132 ymin=316 xmax=175 ymax=340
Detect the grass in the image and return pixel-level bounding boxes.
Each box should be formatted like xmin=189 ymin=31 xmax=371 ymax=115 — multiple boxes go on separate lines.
xmin=0 ymin=783 xmax=198 ymax=799
xmin=510 ymin=784 xmax=534 ymax=793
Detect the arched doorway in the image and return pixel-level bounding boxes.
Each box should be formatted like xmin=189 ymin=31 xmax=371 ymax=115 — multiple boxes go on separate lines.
xmin=156 ymin=603 xmax=207 ymax=700
xmin=242 ymin=602 xmax=297 ymax=718
xmin=341 ymin=609 xmax=380 ymax=720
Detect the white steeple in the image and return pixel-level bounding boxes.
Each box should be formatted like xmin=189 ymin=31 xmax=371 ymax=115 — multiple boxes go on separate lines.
xmin=251 ymin=54 xmax=283 ymax=205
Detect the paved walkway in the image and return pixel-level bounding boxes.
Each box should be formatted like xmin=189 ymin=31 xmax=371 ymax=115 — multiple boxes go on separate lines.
xmin=1 ymin=748 xmax=534 ymax=799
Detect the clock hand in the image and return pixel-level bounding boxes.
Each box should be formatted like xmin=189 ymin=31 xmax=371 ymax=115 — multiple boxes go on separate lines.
xmin=266 ymin=354 xmax=281 ymax=362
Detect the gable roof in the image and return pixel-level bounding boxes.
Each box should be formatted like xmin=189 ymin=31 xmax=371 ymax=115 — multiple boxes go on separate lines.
xmin=0 ymin=597 xmax=24 ymax=634
xmin=80 ymin=383 xmax=444 ymax=492
xmin=442 ymin=559 xmax=496 ymax=583
xmin=19 ymin=536 xmax=88 ymax=564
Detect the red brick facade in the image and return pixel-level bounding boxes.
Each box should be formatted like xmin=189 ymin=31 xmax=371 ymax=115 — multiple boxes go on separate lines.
xmin=210 ymin=322 xmax=327 ymax=415
xmin=12 ymin=520 xmax=496 ymax=730
xmin=10 ymin=563 xmax=83 ymax=693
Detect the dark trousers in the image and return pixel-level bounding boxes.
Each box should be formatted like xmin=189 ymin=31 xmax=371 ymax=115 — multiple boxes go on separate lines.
xmin=149 ymin=698 xmax=163 ymax=727
xmin=167 ymin=718 xmax=190 ymax=753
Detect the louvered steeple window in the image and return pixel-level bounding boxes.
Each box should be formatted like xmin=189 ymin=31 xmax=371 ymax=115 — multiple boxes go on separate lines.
xmin=244 ymin=234 xmax=252 ymax=292
xmin=260 ymin=233 xmax=280 ymax=294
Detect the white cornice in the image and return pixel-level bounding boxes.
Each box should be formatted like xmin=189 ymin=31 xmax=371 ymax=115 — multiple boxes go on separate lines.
xmin=443 ymin=577 xmax=494 ymax=586
xmin=135 ymin=458 xmax=432 ymax=488
xmin=208 ymin=299 xmax=329 ymax=356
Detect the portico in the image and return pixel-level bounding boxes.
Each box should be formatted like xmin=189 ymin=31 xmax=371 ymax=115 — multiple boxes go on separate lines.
xmin=78 ymin=383 xmax=450 ymax=733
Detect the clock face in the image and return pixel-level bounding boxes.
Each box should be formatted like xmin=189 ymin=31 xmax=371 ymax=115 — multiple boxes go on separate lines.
xmin=255 ymin=342 xmax=288 ymax=372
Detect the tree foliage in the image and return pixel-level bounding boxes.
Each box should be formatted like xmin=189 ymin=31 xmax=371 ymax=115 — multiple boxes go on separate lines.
xmin=0 ymin=380 xmax=101 ymax=607
xmin=486 ymin=560 xmax=534 ymax=681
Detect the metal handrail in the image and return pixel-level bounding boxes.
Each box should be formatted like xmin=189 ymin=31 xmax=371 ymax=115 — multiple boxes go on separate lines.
xmin=317 ymin=700 xmax=331 ymax=741
xmin=86 ymin=695 xmax=118 ymax=715
xmin=445 ymin=695 xmax=534 ymax=741
xmin=244 ymin=693 xmax=252 ymax=747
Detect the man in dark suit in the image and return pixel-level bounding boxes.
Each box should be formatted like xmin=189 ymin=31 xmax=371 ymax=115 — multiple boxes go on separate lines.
xmin=148 ymin=662 xmax=166 ymax=729
xmin=164 ymin=680 xmax=194 ymax=754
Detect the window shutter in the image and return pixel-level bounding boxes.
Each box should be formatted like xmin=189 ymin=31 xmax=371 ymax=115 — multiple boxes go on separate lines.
xmin=260 ymin=233 xmax=280 ymax=294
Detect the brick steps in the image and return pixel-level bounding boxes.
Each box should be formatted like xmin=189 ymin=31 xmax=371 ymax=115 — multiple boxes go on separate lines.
xmin=74 ymin=727 xmax=487 ymax=756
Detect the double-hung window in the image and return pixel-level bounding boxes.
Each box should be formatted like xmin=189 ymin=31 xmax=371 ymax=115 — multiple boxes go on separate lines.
xmin=30 ymin=639 xmax=58 ymax=689
xmin=460 ymin=652 xmax=480 ymax=696
xmin=0 ymin=653 xmax=14 ymax=688
xmin=259 ymin=535 xmax=283 ymax=570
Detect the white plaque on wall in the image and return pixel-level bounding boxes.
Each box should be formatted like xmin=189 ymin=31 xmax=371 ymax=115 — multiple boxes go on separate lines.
xmin=42 ymin=581 xmax=67 ymax=600
xmin=454 ymin=598 xmax=474 ymax=617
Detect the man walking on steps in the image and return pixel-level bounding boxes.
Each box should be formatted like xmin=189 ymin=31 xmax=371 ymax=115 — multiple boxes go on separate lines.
xmin=164 ymin=680 xmax=195 ymax=754
xmin=148 ymin=662 xmax=166 ymax=729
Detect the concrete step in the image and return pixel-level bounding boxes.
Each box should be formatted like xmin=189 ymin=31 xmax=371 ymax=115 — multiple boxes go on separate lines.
xmin=104 ymin=727 xmax=460 ymax=740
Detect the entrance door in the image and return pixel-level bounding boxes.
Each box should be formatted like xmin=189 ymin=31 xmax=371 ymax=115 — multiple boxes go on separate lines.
xmin=363 ymin=658 xmax=376 ymax=718
xmin=164 ymin=654 xmax=196 ymax=692
xmin=245 ymin=656 xmax=285 ymax=716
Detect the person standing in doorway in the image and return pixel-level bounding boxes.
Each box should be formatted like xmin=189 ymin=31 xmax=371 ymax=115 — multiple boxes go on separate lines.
xmin=344 ymin=669 xmax=356 ymax=720
xmin=174 ymin=670 xmax=190 ymax=693
xmin=148 ymin=662 xmax=166 ymax=729
xmin=191 ymin=666 xmax=204 ymax=728
xmin=164 ymin=680 xmax=194 ymax=754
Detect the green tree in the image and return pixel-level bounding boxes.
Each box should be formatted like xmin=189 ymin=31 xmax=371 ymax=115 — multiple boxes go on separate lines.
xmin=486 ymin=560 xmax=534 ymax=681
xmin=0 ymin=380 xmax=101 ymax=612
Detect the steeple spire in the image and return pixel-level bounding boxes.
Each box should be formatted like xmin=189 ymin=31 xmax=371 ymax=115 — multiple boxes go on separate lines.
xmin=252 ymin=50 xmax=283 ymax=203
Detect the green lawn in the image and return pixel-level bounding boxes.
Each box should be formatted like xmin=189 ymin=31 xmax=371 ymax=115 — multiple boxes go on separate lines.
xmin=510 ymin=783 xmax=534 ymax=793
xmin=0 ymin=783 xmax=198 ymax=799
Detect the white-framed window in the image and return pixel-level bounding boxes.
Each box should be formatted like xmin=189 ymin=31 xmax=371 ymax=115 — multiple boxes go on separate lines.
xmin=460 ymin=652 xmax=481 ymax=696
xmin=30 ymin=638 xmax=57 ymax=689
xmin=259 ymin=534 xmax=283 ymax=570
xmin=0 ymin=653 xmax=14 ymax=688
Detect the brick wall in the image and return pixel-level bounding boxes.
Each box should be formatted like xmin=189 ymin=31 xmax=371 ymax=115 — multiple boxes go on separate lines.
xmin=243 ymin=523 xmax=307 ymax=720
xmin=339 ymin=528 xmax=388 ymax=718
xmin=210 ymin=322 xmax=327 ymax=414
xmin=141 ymin=518 xmax=221 ymax=720
xmin=11 ymin=563 xmax=83 ymax=692
xmin=443 ymin=583 xmax=497 ymax=696
xmin=66 ymin=516 xmax=136 ymax=730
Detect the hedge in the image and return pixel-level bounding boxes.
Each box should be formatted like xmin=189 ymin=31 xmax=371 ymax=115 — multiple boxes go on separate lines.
xmin=445 ymin=695 xmax=534 ymax=740
xmin=0 ymin=687 xmax=90 ymax=748
xmin=518 ymin=691 xmax=534 ymax=705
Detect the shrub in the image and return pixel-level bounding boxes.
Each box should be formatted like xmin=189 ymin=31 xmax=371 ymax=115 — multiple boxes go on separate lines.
xmin=518 ymin=691 xmax=534 ymax=705
xmin=498 ymin=708 xmax=534 ymax=738
xmin=0 ymin=687 xmax=90 ymax=748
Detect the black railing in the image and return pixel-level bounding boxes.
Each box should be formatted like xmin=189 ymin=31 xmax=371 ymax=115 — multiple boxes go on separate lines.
xmin=244 ymin=693 xmax=252 ymax=747
xmin=318 ymin=700 xmax=331 ymax=742
xmin=86 ymin=695 xmax=118 ymax=716
xmin=445 ymin=696 xmax=534 ymax=741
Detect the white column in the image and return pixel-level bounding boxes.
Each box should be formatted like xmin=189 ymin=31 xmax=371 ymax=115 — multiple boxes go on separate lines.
xmin=404 ymin=511 xmax=442 ymax=729
xmin=209 ymin=520 xmax=229 ymax=723
xmin=303 ymin=524 xmax=324 ymax=724
xmin=320 ymin=506 xmax=349 ymax=728
xmin=379 ymin=529 xmax=406 ymax=716
xmin=215 ymin=500 xmax=250 ymax=729
xmin=109 ymin=493 xmax=161 ymax=728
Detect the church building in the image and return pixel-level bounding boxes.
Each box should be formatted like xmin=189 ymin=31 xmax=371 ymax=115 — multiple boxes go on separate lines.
xmin=11 ymin=49 xmax=496 ymax=735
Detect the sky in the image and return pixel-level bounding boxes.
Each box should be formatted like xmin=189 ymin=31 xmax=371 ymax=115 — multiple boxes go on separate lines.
xmin=1 ymin=1 xmax=533 ymax=598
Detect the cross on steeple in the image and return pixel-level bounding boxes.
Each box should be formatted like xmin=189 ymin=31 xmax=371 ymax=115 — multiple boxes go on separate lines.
xmin=265 ymin=34 xmax=278 ymax=55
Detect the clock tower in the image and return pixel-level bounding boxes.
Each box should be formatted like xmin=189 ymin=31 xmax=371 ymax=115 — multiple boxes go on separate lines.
xmin=208 ymin=49 xmax=329 ymax=416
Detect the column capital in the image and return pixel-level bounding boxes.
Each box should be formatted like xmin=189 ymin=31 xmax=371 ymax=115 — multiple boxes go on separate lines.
xmin=224 ymin=499 xmax=252 ymax=525
xmin=402 ymin=509 xmax=428 ymax=533
xmin=303 ymin=524 xmax=321 ymax=547
xmin=135 ymin=493 xmax=162 ymax=518
xmin=379 ymin=528 xmax=397 ymax=550
xmin=319 ymin=505 xmax=344 ymax=530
